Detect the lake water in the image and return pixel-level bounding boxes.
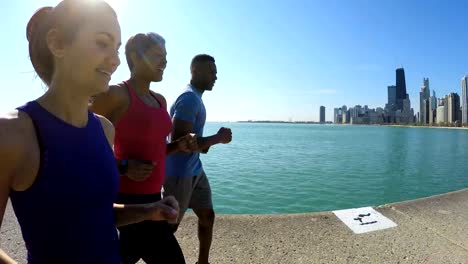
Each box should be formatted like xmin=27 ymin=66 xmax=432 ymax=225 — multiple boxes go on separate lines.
xmin=200 ymin=123 xmax=468 ymax=214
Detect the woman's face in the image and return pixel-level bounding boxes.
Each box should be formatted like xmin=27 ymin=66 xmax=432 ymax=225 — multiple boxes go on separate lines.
xmin=134 ymin=44 xmax=167 ymax=82
xmin=58 ymin=9 xmax=121 ymax=96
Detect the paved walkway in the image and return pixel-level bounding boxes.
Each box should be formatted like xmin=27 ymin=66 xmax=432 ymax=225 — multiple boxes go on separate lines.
xmin=2 ymin=189 xmax=468 ymax=263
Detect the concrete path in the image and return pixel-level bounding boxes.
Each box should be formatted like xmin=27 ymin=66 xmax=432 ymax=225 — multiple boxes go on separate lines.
xmin=2 ymin=189 xmax=468 ymax=263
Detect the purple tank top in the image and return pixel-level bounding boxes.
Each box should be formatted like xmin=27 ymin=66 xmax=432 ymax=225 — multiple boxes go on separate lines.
xmin=10 ymin=101 xmax=120 ymax=264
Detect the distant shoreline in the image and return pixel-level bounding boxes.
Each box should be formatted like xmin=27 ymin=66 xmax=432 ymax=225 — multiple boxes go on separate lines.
xmin=384 ymin=124 xmax=468 ymax=130
xmin=237 ymin=121 xmax=332 ymax=124
xmin=236 ymin=121 xmax=468 ymax=130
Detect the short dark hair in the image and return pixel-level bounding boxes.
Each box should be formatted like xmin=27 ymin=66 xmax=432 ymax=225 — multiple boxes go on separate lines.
xmin=191 ymin=54 xmax=215 ymax=68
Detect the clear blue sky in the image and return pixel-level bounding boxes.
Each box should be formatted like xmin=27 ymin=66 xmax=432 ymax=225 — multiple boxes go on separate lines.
xmin=1 ymin=0 xmax=467 ymax=121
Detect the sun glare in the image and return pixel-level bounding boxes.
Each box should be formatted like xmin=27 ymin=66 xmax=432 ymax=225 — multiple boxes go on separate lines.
xmin=103 ymin=0 xmax=127 ymax=11
xmin=80 ymin=0 xmax=127 ymax=10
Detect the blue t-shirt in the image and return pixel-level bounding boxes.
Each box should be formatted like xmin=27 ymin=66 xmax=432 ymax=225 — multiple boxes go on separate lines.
xmin=166 ymin=85 xmax=206 ymax=177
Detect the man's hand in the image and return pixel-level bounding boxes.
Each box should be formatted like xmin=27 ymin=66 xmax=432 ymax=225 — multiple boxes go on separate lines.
xmin=145 ymin=196 xmax=179 ymax=224
xmin=175 ymin=133 xmax=198 ymax=153
xmin=200 ymin=147 xmax=210 ymax=154
xmin=125 ymin=160 xmax=155 ymax=182
xmin=216 ymin=127 xmax=232 ymax=144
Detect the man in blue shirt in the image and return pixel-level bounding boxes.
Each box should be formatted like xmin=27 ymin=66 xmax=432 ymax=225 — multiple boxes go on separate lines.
xmin=165 ymin=54 xmax=232 ymax=264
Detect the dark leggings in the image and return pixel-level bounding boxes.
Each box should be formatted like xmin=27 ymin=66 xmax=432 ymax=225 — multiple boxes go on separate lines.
xmin=116 ymin=193 xmax=186 ymax=264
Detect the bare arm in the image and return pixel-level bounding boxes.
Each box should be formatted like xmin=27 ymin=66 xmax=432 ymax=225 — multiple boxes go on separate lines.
xmin=166 ymin=141 xmax=182 ymax=155
xmin=0 ymin=147 xmax=13 ymax=264
xmin=0 ymin=250 xmax=16 ymax=264
xmin=0 ymin=114 xmax=28 ymax=264
xmin=172 ymin=118 xmax=218 ymax=150
xmin=0 ymin=170 xmax=16 ymax=264
xmin=89 ymin=85 xmax=128 ymax=125
xmin=166 ymin=134 xmax=198 ymax=155
xmin=113 ymin=199 xmax=178 ymax=227
xmin=172 ymin=118 xmax=231 ymax=153
xmin=97 ymin=116 xmax=179 ymax=227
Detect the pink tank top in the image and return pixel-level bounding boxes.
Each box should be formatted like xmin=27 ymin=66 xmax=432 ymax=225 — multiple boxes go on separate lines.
xmin=114 ymin=80 xmax=172 ymax=194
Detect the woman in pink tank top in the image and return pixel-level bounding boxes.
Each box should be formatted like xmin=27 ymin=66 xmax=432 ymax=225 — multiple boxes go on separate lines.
xmin=90 ymin=33 xmax=196 ymax=264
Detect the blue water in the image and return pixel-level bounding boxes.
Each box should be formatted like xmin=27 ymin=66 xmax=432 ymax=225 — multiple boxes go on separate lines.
xmin=200 ymin=123 xmax=468 ymax=214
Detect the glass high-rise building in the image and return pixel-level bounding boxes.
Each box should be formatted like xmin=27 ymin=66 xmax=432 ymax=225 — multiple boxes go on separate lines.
xmin=396 ymin=68 xmax=407 ymax=110
xmin=387 ymin=85 xmax=396 ymax=106
xmin=447 ymin=93 xmax=461 ymax=124
xmin=320 ymin=106 xmax=325 ymax=123
xmin=429 ymin=92 xmax=437 ymax=125
xmin=419 ymin=78 xmax=430 ymax=124
xmin=461 ymin=76 xmax=468 ymax=124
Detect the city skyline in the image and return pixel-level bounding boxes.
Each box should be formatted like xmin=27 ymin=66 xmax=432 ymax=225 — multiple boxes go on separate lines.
xmin=334 ymin=68 xmax=467 ymax=126
xmin=0 ymin=1 xmax=467 ymax=122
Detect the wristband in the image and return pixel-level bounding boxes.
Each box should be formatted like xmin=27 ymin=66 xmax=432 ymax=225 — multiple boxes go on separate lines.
xmin=118 ymin=159 xmax=128 ymax=175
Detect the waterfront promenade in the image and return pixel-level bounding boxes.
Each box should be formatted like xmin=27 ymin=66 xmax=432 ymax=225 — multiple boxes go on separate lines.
xmin=2 ymin=189 xmax=468 ymax=263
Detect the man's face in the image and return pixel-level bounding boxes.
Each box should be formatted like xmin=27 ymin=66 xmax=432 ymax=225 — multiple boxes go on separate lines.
xmin=193 ymin=61 xmax=217 ymax=91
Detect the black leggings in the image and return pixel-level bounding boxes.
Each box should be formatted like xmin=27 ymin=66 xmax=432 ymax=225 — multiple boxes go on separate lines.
xmin=116 ymin=193 xmax=186 ymax=264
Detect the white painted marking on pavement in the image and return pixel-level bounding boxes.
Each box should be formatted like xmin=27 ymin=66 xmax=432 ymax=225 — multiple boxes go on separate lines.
xmin=333 ymin=207 xmax=397 ymax=234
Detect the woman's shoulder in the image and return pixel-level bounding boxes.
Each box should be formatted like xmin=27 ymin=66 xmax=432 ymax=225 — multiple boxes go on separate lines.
xmin=94 ymin=113 xmax=115 ymax=147
xmin=0 ymin=110 xmax=36 ymax=149
xmin=89 ymin=84 xmax=130 ymax=123
xmin=0 ymin=110 xmax=38 ymax=186
xmin=150 ymin=91 xmax=167 ymax=109
xmin=92 ymin=84 xmax=129 ymax=105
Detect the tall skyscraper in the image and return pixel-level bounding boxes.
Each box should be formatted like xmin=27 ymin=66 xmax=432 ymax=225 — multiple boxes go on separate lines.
xmin=447 ymin=93 xmax=461 ymax=124
xmin=396 ymin=68 xmax=407 ymax=110
xmin=320 ymin=106 xmax=325 ymax=123
xmin=423 ymin=99 xmax=430 ymax=124
xmin=334 ymin=108 xmax=342 ymax=124
xmin=349 ymin=107 xmax=357 ymax=119
xmin=437 ymin=97 xmax=449 ymax=124
xmin=384 ymin=68 xmax=413 ymax=124
xmin=388 ymin=85 xmax=396 ymax=106
xmin=437 ymin=105 xmax=445 ymax=124
xmin=444 ymin=96 xmax=449 ymax=124
xmin=419 ymin=78 xmax=430 ymax=123
xmin=428 ymin=91 xmax=436 ymax=124
xmin=429 ymin=97 xmax=436 ymax=125
xmin=423 ymin=78 xmax=429 ymax=90
xmin=461 ymin=76 xmax=468 ymax=124
xmin=341 ymin=105 xmax=347 ymax=113
xmin=342 ymin=110 xmax=350 ymax=124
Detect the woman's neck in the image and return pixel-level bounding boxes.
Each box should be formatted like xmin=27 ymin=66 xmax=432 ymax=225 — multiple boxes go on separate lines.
xmin=129 ymin=76 xmax=151 ymax=96
xmin=37 ymin=82 xmax=90 ymax=128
